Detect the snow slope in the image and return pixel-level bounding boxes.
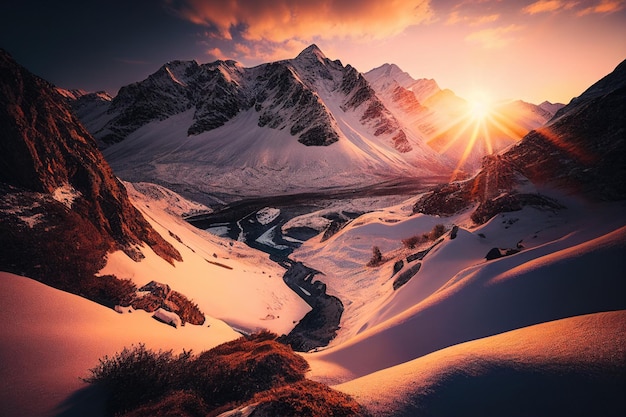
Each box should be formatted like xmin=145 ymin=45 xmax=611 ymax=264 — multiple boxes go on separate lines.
xmin=0 ymin=271 xmax=239 ymax=417
xmin=295 ymin=193 xmax=626 ymax=383
xmin=0 ymin=182 xmax=311 ymax=417
xmin=103 ymin=107 xmax=440 ymax=201
xmin=100 ymin=182 xmax=310 ymax=335
xmin=336 ymin=310 xmax=626 ymax=416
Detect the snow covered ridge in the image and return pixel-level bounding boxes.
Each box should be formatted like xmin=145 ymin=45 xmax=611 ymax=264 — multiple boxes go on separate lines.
xmin=68 ymin=44 xmax=457 ymax=200
xmin=124 ymin=181 xmax=212 ymax=218
xmin=79 ymin=44 xmax=406 ymax=154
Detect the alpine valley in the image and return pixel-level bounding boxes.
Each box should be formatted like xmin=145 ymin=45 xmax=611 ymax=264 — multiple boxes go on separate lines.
xmin=0 ymin=45 xmax=625 ymax=417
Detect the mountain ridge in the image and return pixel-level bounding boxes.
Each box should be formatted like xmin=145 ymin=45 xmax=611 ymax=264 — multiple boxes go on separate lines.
xmin=71 ymin=45 xmax=453 ymax=200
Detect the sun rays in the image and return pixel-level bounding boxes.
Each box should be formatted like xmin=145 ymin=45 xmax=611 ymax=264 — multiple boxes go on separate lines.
xmin=426 ymin=95 xmax=533 ymax=180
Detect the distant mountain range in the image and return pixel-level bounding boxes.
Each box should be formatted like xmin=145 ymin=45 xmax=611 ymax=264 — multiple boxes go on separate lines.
xmin=364 ymin=63 xmax=562 ymax=174
xmin=63 ymin=45 xmax=562 ymax=200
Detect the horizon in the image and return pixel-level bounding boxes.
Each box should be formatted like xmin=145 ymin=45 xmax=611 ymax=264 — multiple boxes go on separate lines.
xmin=1 ymin=0 xmax=625 ymax=105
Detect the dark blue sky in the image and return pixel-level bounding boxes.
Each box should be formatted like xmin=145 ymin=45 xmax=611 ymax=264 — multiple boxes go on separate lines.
xmin=0 ymin=0 xmax=204 ymax=94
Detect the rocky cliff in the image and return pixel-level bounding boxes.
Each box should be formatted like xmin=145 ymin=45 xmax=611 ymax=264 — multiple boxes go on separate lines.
xmin=0 ymin=49 xmax=181 ymax=298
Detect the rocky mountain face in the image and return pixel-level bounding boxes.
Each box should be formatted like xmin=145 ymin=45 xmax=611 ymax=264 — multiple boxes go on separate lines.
xmin=84 ymin=44 xmax=410 ymax=153
xmin=0 ymin=49 xmax=181 ymax=299
xmin=413 ymin=59 xmax=626 ymax=223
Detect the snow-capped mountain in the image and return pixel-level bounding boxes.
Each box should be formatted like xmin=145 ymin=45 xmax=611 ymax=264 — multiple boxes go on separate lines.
xmin=70 ymin=45 xmax=451 ymax=201
xmin=96 ymin=45 xmax=410 ymax=151
xmin=57 ymin=88 xmax=113 ymax=135
xmin=365 ymin=64 xmax=564 ymax=172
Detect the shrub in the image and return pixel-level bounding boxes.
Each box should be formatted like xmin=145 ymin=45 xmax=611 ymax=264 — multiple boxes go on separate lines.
xmin=81 ymin=274 xmax=136 ymax=308
xmin=402 ymin=224 xmax=447 ymax=249
xmin=168 ymin=291 xmax=205 ymax=325
xmin=366 ymin=246 xmax=383 ymax=267
xmin=251 ymin=380 xmax=365 ymax=417
xmin=429 ymin=223 xmax=446 ymax=240
xmin=191 ymin=333 xmax=309 ymax=407
xmin=86 ymin=332 xmax=313 ymax=416
xmin=85 ymin=344 xmax=193 ymax=415
xmin=120 ymin=390 xmax=208 ymax=417
xmin=402 ymin=234 xmax=426 ymax=249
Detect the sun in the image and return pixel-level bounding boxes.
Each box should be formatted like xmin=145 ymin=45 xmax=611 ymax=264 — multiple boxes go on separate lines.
xmin=466 ymin=91 xmax=494 ymax=122
xmin=426 ymin=86 xmax=532 ymax=181
xmin=468 ymin=99 xmax=491 ymax=121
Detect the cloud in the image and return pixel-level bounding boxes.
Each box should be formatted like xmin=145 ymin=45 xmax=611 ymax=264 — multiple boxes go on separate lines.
xmin=447 ymin=10 xmax=500 ymax=25
xmin=577 ymin=0 xmax=625 ymax=15
xmin=465 ymin=24 xmax=523 ymax=48
xmin=166 ymin=0 xmax=433 ymax=42
xmin=522 ymin=0 xmax=624 ymax=15
xmin=206 ymin=47 xmax=228 ymax=60
xmin=522 ymin=0 xmax=578 ymax=14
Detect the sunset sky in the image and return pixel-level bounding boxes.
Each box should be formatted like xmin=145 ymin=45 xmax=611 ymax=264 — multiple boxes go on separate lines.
xmin=1 ymin=0 xmax=624 ymax=104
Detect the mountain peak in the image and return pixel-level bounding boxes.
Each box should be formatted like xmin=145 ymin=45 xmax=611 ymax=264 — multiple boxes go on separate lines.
xmin=296 ymin=44 xmax=327 ymax=62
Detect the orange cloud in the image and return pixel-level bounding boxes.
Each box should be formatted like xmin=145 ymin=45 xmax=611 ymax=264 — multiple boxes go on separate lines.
xmin=578 ymin=0 xmax=625 ymax=15
xmin=206 ymin=47 xmax=228 ymax=60
xmin=167 ymin=0 xmax=433 ymax=42
xmin=522 ymin=0 xmax=578 ymax=14
xmin=465 ymin=24 xmax=522 ymax=48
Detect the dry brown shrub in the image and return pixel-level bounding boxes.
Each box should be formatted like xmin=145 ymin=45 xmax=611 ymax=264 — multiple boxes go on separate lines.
xmin=251 ymin=380 xmax=365 ymax=417
xmin=168 ymin=291 xmax=205 ymax=325
xmin=120 ymin=390 xmax=207 ymax=417
xmin=192 ymin=333 xmax=309 ymax=407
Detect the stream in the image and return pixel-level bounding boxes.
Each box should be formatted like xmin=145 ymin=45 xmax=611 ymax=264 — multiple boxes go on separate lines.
xmin=186 ymin=178 xmax=439 ymax=350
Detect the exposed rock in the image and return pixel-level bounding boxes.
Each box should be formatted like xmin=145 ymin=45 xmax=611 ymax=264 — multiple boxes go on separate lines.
xmin=393 ymin=262 xmax=422 ymax=290
xmin=0 ymin=49 xmax=181 ymax=296
xmin=132 ymin=280 xmax=205 ymax=326
xmin=71 ymin=44 xmax=409 ymax=152
xmin=392 ymin=259 xmax=405 ymax=277
xmin=485 ymin=247 xmax=520 ymax=261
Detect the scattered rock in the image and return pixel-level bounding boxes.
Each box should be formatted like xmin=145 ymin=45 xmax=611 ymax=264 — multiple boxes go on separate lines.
xmin=393 ymin=262 xmax=422 ymax=290
xmin=485 ymin=247 xmax=521 ymax=261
